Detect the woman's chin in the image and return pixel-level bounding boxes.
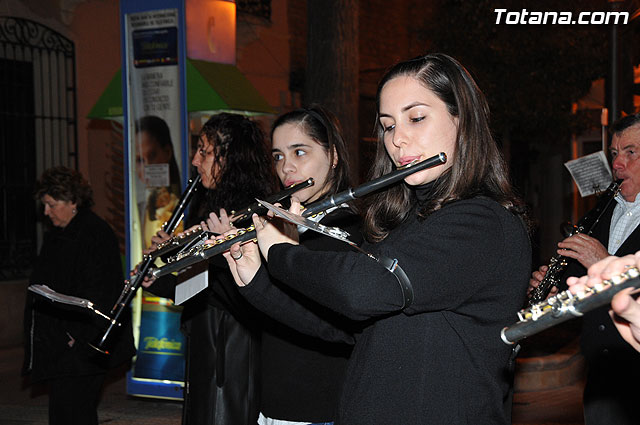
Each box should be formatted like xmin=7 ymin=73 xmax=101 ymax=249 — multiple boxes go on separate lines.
xmin=404 ymin=176 xmax=431 ymax=187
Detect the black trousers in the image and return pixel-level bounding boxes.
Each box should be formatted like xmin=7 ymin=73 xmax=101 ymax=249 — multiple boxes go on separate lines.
xmin=583 ymin=364 xmax=638 ymax=425
xmin=183 ymin=304 xmax=260 ymax=425
xmin=47 ymin=373 xmax=105 ymax=425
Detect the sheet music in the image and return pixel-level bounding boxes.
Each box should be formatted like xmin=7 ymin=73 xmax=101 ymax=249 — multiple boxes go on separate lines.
xmin=174 ymin=263 xmax=208 ymax=305
xmin=256 ymin=198 xmax=356 ymax=246
xmin=564 ymin=151 xmax=613 ymax=197
xmin=28 ymin=284 xmax=93 ymax=308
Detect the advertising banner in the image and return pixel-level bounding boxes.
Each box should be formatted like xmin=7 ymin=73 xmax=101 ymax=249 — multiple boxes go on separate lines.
xmin=121 ymin=0 xmax=188 ymax=399
xmin=126 ymin=8 xmax=184 ymax=249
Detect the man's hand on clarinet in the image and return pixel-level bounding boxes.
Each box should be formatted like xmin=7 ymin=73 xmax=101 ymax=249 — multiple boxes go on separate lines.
xmin=557 ymin=234 xmax=609 ymax=269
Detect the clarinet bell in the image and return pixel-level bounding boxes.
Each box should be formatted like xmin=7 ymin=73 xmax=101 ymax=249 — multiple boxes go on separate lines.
xmin=88 ymin=341 xmax=110 ymax=355
xmin=88 ymin=317 xmax=122 ymax=355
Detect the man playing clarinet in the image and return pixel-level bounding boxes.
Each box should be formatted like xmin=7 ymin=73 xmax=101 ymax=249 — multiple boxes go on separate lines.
xmin=529 ymin=113 xmax=640 ymax=424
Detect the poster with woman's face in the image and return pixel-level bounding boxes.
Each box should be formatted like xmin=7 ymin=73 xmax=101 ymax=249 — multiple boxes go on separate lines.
xmin=126 ymin=8 xmax=184 ymax=258
xmin=134 ymin=116 xmax=183 ymax=250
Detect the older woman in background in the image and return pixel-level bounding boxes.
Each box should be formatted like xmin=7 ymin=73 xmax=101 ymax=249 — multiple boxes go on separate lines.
xmin=23 ymin=166 xmax=135 ymax=425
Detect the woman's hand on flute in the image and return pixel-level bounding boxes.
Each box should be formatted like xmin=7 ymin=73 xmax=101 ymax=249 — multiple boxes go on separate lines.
xmin=566 ymin=254 xmax=638 ymax=294
xmin=144 ymin=229 xmax=171 ymax=255
xmin=222 ymin=237 xmax=262 ymax=287
xmin=567 ymin=252 xmax=640 ymax=352
xmin=254 ymin=199 xmax=300 ymax=261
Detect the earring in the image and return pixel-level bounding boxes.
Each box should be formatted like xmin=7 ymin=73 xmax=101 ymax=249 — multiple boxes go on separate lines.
xmin=72 ymin=208 xmax=77 ymax=214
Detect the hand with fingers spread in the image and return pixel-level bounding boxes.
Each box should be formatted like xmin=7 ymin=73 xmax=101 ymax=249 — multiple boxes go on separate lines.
xmin=205 ymin=208 xmax=235 ymax=235
xmin=557 ymin=233 xmax=609 ymax=269
xmin=567 ymin=252 xmax=640 ymax=352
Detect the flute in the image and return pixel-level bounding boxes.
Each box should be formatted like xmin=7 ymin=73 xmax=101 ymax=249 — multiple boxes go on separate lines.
xmin=152 ymin=152 xmax=447 ymax=278
xmin=501 ymin=267 xmax=640 ymax=345
xmin=151 ymin=178 xmax=314 ymax=260
xmin=90 ymin=177 xmax=314 ymax=353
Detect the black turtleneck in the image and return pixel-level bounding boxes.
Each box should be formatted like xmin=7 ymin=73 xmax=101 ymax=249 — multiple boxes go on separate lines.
xmin=413 ymin=180 xmax=437 ymax=203
xmin=265 ymin=194 xmax=531 ymax=424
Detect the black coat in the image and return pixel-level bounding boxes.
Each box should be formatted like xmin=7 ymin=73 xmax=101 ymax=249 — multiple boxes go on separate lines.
xmin=146 ymin=194 xmax=264 ymax=425
xmin=23 ymin=209 xmax=135 ymax=382
xmin=239 ymin=208 xmax=362 ymax=422
xmin=264 ymin=197 xmax=531 ymax=424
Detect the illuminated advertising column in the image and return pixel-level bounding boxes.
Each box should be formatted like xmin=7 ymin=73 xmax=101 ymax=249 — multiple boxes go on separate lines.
xmin=121 ymin=0 xmax=189 ymax=399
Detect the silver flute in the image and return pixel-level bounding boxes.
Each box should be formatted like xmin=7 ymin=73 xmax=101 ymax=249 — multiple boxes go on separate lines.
xmin=501 ymin=267 xmax=640 ymax=345
xmin=152 ymin=152 xmax=448 ymax=278
xmin=90 ymin=177 xmax=314 ymax=353
xmin=150 ymin=178 xmax=315 ymax=260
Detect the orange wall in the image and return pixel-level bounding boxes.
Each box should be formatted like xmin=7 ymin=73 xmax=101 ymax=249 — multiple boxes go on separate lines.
xmin=236 ymin=0 xmax=290 ymax=114
xmin=65 ymin=0 xmax=292 ymax=222
xmin=70 ymin=0 xmax=122 ymax=174
xmin=69 ymin=1 xmax=122 ymax=223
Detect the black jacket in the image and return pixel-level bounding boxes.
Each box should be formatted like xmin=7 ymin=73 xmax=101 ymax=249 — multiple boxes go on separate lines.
xmin=23 ymin=209 xmax=135 ymax=382
xmin=263 ymin=197 xmax=531 ymax=424
xmin=239 ymin=208 xmax=362 ymax=422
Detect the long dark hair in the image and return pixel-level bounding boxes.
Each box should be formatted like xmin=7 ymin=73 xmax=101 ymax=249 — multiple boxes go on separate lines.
xmin=200 ymin=113 xmax=277 ymax=212
xmin=271 ymin=105 xmax=352 ymax=198
xmin=365 ymin=53 xmax=527 ymax=241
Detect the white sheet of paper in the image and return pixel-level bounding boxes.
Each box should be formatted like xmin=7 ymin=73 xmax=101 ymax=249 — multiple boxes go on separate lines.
xmin=564 ymin=151 xmax=613 ymax=197
xmin=174 ymin=269 xmax=208 ymax=305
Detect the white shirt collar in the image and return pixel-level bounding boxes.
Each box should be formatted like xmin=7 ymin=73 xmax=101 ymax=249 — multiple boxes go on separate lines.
xmin=615 ymin=191 xmax=640 ymax=208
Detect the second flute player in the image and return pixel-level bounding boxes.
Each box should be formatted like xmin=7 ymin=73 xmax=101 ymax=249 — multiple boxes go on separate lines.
xmin=224 ymin=54 xmax=531 ymax=424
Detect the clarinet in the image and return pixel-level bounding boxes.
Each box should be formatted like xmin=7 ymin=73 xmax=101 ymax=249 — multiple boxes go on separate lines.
xmin=90 ymin=175 xmax=201 ymax=353
xmin=502 ymin=267 xmax=640 ymax=344
xmin=90 ymin=176 xmax=314 ymax=353
xmin=528 ymin=179 xmax=622 ymax=305
xmin=151 ymin=178 xmax=314 ymax=260
xmin=152 ymin=152 xmax=447 ymax=278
